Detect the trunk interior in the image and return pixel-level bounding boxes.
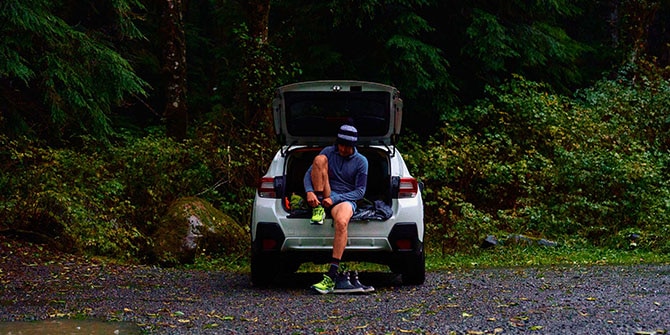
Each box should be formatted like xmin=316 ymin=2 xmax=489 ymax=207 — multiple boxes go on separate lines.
xmin=283 ymin=146 xmax=392 ymax=211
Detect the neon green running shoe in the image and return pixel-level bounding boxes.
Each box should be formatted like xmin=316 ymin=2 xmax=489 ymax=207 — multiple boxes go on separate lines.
xmin=311 ymin=274 xmax=335 ymax=294
xmin=311 ymin=205 xmax=325 ymax=225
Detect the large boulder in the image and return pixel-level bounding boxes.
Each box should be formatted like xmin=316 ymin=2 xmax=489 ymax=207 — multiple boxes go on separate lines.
xmin=152 ymin=197 xmax=247 ymax=266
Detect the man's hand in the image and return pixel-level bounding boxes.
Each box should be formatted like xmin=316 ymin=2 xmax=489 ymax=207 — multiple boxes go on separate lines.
xmin=306 ymin=191 xmax=320 ymax=208
xmin=322 ymin=197 xmax=333 ymax=208
xmin=306 ymin=192 xmax=332 ymax=208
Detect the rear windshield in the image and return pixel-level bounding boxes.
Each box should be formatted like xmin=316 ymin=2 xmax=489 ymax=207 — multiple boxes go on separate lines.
xmin=284 ymin=91 xmax=391 ymax=137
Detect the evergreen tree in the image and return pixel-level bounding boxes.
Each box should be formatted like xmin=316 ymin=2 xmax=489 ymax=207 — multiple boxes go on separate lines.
xmin=0 ymin=0 xmax=148 ymax=141
xmin=269 ymin=0 xmax=455 ymax=134
xmin=428 ymin=0 xmax=591 ymax=99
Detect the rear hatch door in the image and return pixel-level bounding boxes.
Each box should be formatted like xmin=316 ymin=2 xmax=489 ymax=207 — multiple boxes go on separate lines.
xmin=273 ymin=80 xmax=403 ymax=146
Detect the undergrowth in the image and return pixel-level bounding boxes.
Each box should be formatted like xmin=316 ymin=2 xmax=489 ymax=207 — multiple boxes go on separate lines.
xmin=1 ymin=70 xmax=669 ymax=263
xmin=187 ymin=245 xmax=670 ymax=273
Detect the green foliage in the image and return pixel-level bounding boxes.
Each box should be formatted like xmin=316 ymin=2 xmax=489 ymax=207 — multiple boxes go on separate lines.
xmin=0 ymin=0 xmax=147 ymax=140
xmin=404 ymin=71 xmax=670 ymax=254
xmin=107 ymin=132 xmax=212 ymax=231
xmin=191 ymin=115 xmax=277 ymax=217
xmin=233 ymin=22 xmax=302 ymax=126
xmin=426 ymin=244 xmax=670 ymax=270
xmin=2 ymin=72 xmax=669 ymax=261
xmin=270 ymin=0 xmax=457 ymax=131
xmin=0 ymin=135 xmax=144 ymax=259
xmin=462 ymin=2 xmax=588 ymax=91
xmin=2 ymin=0 xmax=670 ymax=264
xmin=464 ymin=9 xmax=519 ymax=72
xmin=0 ymin=122 xmax=272 ymax=260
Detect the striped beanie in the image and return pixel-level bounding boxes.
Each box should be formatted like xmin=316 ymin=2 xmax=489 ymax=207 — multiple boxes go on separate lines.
xmin=336 ymin=124 xmax=358 ymax=147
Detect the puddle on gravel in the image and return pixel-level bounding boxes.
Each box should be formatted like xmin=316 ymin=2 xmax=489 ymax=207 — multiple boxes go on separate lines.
xmin=0 ymin=319 xmax=140 ymax=334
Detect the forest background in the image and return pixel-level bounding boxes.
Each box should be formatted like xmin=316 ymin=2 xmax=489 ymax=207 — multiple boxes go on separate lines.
xmin=1 ymin=0 xmax=669 ymax=264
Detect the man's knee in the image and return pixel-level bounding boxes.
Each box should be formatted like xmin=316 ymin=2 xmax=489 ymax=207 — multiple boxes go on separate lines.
xmin=332 ymin=203 xmax=353 ymax=232
xmin=334 ymin=219 xmax=349 ymax=234
xmin=313 ymin=154 xmax=328 ymax=169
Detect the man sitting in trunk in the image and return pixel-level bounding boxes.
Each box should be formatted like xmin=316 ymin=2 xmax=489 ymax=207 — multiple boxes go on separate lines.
xmin=304 ymin=123 xmax=374 ymax=294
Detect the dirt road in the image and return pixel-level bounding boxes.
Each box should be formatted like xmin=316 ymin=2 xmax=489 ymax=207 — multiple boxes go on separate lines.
xmin=1 ymin=236 xmax=668 ymax=334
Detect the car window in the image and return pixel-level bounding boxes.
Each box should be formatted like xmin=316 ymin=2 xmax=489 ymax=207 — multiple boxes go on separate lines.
xmin=284 ymin=91 xmax=391 ymax=137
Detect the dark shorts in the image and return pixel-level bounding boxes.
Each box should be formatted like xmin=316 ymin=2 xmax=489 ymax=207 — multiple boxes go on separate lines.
xmin=330 ymin=191 xmax=357 ymax=212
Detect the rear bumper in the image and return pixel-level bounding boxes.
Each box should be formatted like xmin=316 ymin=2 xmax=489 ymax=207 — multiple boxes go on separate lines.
xmin=252 ymin=221 xmax=422 ymax=265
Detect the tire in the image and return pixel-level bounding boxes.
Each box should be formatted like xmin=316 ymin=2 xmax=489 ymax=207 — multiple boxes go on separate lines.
xmin=400 ymin=248 xmax=426 ymax=285
xmin=250 ymin=251 xmax=279 ymax=287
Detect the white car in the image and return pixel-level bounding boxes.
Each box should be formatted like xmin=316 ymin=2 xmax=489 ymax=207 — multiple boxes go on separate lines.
xmin=251 ymin=80 xmax=425 ymax=286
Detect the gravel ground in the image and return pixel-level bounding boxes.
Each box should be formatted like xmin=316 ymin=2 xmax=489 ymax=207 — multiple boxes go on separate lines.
xmin=1 ymin=236 xmax=669 ymax=334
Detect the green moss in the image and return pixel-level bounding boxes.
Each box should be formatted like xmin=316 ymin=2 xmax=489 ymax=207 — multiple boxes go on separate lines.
xmin=152 ymin=197 xmax=246 ymax=266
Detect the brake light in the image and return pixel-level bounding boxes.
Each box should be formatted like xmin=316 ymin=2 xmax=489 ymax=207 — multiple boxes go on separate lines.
xmin=398 ymin=177 xmax=418 ymax=198
xmin=258 ymin=177 xmax=277 ymax=198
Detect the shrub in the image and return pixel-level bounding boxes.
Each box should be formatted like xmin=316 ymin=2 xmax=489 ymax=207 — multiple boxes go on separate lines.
xmin=0 ymin=124 xmax=272 ymax=261
xmin=404 ymin=73 xmax=670 ymax=252
xmin=0 ymin=136 xmax=144 ymax=258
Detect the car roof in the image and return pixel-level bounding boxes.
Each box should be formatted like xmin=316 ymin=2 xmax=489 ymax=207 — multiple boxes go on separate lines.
xmin=272 ymin=80 xmax=403 ymax=146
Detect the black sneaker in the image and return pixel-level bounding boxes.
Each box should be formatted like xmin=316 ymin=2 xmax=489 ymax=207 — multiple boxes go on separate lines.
xmin=349 ymin=270 xmax=375 ymax=293
xmin=333 ymin=271 xmax=364 ymax=294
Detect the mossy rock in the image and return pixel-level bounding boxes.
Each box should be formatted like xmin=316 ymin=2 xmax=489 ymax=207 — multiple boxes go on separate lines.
xmin=152 ymin=197 xmax=247 ymax=266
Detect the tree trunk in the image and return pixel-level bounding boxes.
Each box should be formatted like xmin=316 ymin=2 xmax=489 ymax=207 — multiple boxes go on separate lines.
xmin=608 ymin=0 xmax=620 ymax=48
xmin=161 ymin=0 xmax=189 ymax=140
xmin=237 ymin=0 xmax=272 ymax=130
xmin=610 ymin=0 xmax=661 ymax=66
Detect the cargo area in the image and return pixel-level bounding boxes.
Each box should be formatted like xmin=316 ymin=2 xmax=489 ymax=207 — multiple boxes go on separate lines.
xmin=282 ymin=146 xmax=392 ymax=211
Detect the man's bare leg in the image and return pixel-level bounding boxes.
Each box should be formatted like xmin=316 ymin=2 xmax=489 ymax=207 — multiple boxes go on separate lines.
xmin=331 ymin=202 xmax=354 ymax=260
xmin=307 ymin=155 xmax=330 ymax=207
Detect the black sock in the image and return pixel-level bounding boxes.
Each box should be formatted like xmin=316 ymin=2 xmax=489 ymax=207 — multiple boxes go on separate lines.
xmin=327 ymin=258 xmax=340 ymax=279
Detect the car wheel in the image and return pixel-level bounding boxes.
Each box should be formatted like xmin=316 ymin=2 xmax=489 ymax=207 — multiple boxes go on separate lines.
xmin=400 ymin=248 xmax=425 ymax=285
xmin=250 ymin=252 xmax=279 ymax=287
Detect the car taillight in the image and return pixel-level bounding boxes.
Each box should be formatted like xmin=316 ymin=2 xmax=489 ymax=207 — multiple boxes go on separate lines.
xmin=398 ymin=177 xmax=418 ymax=198
xmin=258 ymin=177 xmax=277 ymax=198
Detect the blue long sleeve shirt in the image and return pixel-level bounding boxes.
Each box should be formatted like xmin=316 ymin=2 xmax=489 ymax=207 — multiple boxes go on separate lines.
xmin=304 ymin=145 xmax=368 ymax=205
